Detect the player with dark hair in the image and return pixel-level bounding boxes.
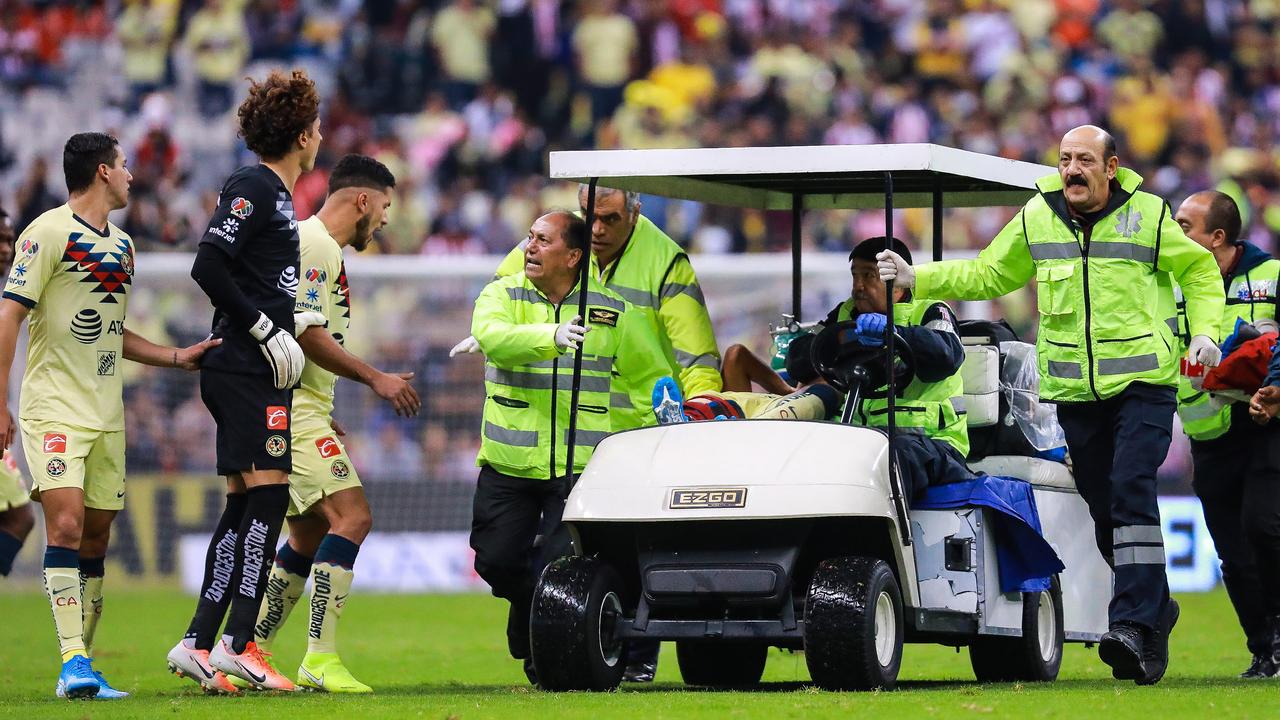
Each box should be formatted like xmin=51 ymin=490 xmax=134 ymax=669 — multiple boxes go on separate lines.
xmin=0 ymin=207 xmax=34 ymax=580
xmin=167 ymin=69 xmax=322 ymax=694
xmin=0 ymin=133 xmax=217 ymax=699
xmin=242 ymin=154 xmax=419 ymax=693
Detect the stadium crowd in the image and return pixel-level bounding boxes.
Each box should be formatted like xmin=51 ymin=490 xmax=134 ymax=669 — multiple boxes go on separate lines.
xmin=0 ymin=0 xmax=1269 ymax=489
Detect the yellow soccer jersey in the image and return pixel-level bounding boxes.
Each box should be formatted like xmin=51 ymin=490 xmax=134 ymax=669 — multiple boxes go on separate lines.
xmin=293 ymin=216 xmax=350 ymax=428
xmin=4 ymin=205 xmax=133 ymax=431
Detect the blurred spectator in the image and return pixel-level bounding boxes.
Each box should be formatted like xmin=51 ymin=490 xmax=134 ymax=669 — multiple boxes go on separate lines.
xmin=359 ymin=425 xmax=426 ymax=482
xmin=430 ymin=0 xmax=496 ymax=109
xmin=13 ymin=157 xmax=58 ymax=233
xmin=573 ymin=0 xmax=638 ymax=130
xmin=182 ymin=0 xmax=249 ymax=116
xmin=116 ymin=0 xmax=176 ymax=111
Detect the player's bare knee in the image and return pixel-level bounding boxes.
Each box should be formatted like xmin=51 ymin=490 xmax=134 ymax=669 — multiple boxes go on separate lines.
xmin=334 ymin=511 xmax=372 ymax=544
xmin=44 ymin=510 xmax=82 ymax=548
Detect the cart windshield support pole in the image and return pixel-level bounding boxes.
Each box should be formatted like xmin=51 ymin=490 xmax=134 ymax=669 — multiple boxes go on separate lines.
xmin=791 ymin=192 xmax=802 ymax=321
xmin=932 ymin=180 xmax=944 ymax=262
xmin=564 ymin=177 xmax=597 ymax=488
xmin=884 ymin=172 xmax=912 ymax=547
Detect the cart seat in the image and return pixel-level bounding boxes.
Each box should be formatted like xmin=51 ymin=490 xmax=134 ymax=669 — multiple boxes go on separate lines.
xmin=967 ymin=455 xmax=1076 ymax=491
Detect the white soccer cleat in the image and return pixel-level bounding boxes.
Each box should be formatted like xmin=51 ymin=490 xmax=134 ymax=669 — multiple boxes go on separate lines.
xmin=209 ymin=638 xmax=296 ymax=692
xmin=166 ymin=640 xmax=240 ymax=695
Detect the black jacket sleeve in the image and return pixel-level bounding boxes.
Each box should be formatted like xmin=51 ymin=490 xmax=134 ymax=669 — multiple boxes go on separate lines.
xmin=191 ymin=242 xmax=261 ymax=330
xmin=897 ymin=302 xmax=964 ymax=383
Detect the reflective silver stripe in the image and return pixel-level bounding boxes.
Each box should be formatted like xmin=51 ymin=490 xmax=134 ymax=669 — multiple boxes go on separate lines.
xmin=1097 ymin=353 xmax=1159 ymax=376
xmin=1089 ymin=242 xmax=1156 ymax=263
xmin=526 ymin=356 xmax=615 ymax=373
xmin=611 ymin=286 xmax=656 ymax=309
xmin=485 ymin=367 xmax=612 ymax=393
xmin=1114 ymin=525 xmax=1164 ymax=544
xmin=565 ymin=429 xmax=610 ymax=447
xmin=506 ymin=287 xmax=548 ymax=305
xmin=1047 ymin=360 xmax=1083 ymax=379
xmin=1114 ymin=545 xmax=1166 ymax=566
xmin=1028 ymin=242 xmax=1081 ymax=260
xmin=610 ymin=392 xmax=632 ymax=409
xmin=951 ymin=397 xmax=966 ymax=413
xmin=673 ymin=350 xmax=721 ymax=370
xmin=484 ymin=422 xmax=538 ymax=447
xmin=1178 ymin=396 xmax=1226 ymax=422
xmin=660 ymin=282 xmax=707 ymax=306
xmin=565 ymin=290 xmax=627 ymax=312
xmin=1166 ymin=317 xmax=1179 ymax=335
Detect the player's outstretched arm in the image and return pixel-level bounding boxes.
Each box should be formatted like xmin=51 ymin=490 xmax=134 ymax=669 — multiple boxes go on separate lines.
xmin=296 ymin=325 xmax=421 ymax=417
xmin=122 ymin=328 xmax=222 ymax=371
xmin=0 ymin=299 xmax=29 ymax=448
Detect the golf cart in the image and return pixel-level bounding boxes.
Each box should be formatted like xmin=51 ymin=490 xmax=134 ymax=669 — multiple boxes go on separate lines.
xmin=530 ymin=145 xmax=1112 ymax=691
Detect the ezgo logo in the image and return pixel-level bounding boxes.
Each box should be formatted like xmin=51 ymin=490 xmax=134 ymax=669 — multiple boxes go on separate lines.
xmin=669 ymin=487 xmax=748 ymax=509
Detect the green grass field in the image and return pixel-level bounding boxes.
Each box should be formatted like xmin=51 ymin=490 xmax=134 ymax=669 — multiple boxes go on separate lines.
xmin=0 ymin=588 xmax=1274 ymax=718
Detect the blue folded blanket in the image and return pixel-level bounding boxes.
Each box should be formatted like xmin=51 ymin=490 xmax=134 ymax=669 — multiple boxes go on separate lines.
xmin=915 ymin=475 xmax=1066 ymax=593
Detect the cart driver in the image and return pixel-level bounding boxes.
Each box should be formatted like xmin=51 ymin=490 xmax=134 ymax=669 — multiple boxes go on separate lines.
xmin=654 ymin=237 xmax=974 ymax=499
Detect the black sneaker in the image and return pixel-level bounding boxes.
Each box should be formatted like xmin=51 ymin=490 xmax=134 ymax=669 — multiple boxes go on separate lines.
xmin=1099 ymin=621 xmax=1147 ymax=680
xmin=1240 ymin=654 xmax=1279 ymax=679
xmin=1137 ymin=599 xmax=1180 ymax=686
xmin=622 ymin=661 xmax=656 ymax=683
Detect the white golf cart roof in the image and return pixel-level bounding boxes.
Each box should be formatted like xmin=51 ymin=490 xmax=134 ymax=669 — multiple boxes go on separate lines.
xmin=550 ymin=144 xmax=1052 ymax=210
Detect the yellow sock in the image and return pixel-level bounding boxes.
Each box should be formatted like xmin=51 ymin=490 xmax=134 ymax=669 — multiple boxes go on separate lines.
xmin=43 ymin=567 xmax=86 ymax=663
xmin=254 ymin=562 xmax=308 ymax=652
xmin=307 ymin=562 xmax=353 ymax=655
xmin=81 ymin=575 xmax=104 ymax=656
xmin=756 ymin=388 xmax=831 ymax=420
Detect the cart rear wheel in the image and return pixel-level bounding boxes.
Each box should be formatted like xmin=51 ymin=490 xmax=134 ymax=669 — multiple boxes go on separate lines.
xmin=969 ymin=576 xmax=1064 ymax=683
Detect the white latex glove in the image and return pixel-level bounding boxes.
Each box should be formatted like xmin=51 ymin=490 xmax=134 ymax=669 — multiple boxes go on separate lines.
xmin=554 ymin=316 xmax=590 ymax=351
xmin=876 ymin=250 xmax=915 ymax=288
xmin=449 ymin=335 xmax=482 ymax=358
xmin=1187 ymin=334 xmax=1222 ymax=368
xmin=293 ymin=311 xmax=326 ymax=337
xmin=249 ymin=311 xmax=305 ymax=389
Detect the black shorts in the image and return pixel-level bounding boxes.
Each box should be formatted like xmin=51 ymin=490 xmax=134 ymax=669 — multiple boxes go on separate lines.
xmin=200 ymin=368 xmax=293 ymax=476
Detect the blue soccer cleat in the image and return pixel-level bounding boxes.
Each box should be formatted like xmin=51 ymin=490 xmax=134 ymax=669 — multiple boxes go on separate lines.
xmin=55 ymin=655 xmax=100 ymax=699
xmin=91 ymin=668 xmax=129 ymax=699
xmin=652 ymin=377 xmax=687 ymax=425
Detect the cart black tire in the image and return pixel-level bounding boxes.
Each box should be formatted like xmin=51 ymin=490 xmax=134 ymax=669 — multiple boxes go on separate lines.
xmin=969 ymin=576 xmax=1064 ymax=683
xmin=676 ymin=641 xmax=768 ymax=687
xmin=530 ymin=556 xmax=628 ymax=691
xmin=804 ymin=556 xmax=903 ymax=691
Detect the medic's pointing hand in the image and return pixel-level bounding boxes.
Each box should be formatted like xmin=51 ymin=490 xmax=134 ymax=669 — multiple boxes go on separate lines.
xmin=876 ymin=250 xmax=915 ymax=288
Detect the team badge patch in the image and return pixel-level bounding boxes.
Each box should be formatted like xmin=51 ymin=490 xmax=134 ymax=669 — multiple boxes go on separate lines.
xmin=315 ymin=436 xmax=341 ymax=459
xmin=46 ymin=457 xmax=67 ymax=478
xmin=43 ymin=433 xmax=67 ymax=454
xmin=265 ymin=435 xmax=288 ymax=457
xmin=588 ymin=307 xmax=619 ymax=327
xmin=266 ymin=406 xmax=289 ymax=430
xmin=119 ymin=251 xmax=134 ymax=277
xmin=330 ymin=460 xmax=350 ymax=479
xmin=20 ymin=237 xmax=37 ymax=255
xmin=229 ymin=197 xmax=254 ymax=219
xmin=306 ymin=267 xmax=327 ymax=284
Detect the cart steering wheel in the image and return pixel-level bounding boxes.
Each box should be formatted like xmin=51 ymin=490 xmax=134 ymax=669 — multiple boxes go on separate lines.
xmin=810 ymin=320 xmax=916 ymax=395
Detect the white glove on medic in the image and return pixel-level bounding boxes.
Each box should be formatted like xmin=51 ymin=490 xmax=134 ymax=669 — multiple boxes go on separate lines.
xmin=449 ymin=335 xmax=482 ymax=357
xmin=876 ymin=250 xmax=915 ymax=288
xmin=1187 ymin=334 xmax=1222 ymax=368
xmin=293 ymin=311 xmax=326 ymax=337
xmin=250 ymin=311 xmax=305 ymax=389
xmin=554 ymin=316 xmax=590 ymax=351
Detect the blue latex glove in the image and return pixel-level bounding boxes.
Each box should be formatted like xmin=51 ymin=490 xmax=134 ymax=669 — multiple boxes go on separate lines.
xmin=855 ymin=313 xmax=887 ymax=347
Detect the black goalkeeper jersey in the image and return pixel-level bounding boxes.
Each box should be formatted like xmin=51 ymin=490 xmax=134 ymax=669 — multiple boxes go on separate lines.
xmin=197 ymin=164 xmax=300 ymax=376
